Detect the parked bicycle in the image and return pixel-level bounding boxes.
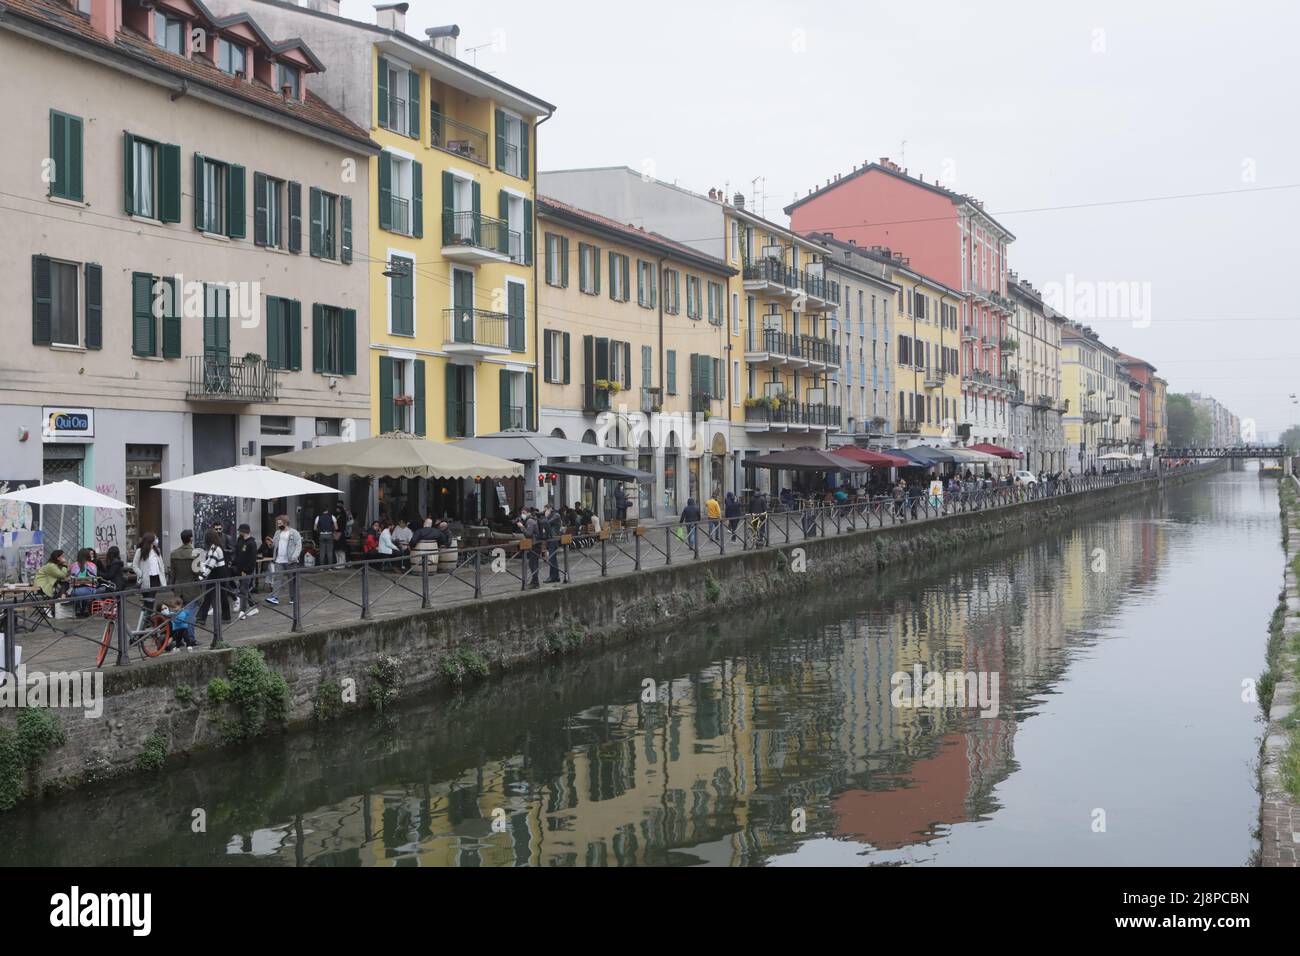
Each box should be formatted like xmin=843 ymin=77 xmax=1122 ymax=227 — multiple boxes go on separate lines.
xmin=92 ymin=598 xmax=173 ymax=667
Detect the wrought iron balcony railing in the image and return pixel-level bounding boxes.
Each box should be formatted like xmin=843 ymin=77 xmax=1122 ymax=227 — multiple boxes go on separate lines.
xmin=444 ymin=307 xmax=509 ymax=348
xmin=442 ymin=209 xmax=518 ymax=257
xmin=429 ymin=111 xmax=489 ymax=167
xmin=186 ymin=355 xmax=280 ymax=403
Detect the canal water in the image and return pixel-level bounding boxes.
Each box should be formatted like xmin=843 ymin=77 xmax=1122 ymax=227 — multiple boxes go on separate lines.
xmin=2 ymin=469 xmax=1278 ymax=866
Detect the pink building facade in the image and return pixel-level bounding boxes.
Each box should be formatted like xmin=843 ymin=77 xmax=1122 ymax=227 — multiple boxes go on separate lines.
xmin=1117 ymin=354 xmax=1158 ymax=453
xmin=787 ymin=160 xmax=1017 ymax=446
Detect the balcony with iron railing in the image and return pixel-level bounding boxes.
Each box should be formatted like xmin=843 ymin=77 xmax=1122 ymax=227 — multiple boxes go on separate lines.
xmin=744 ymin=400 xmax=841 ymax=431
xmin=924 ymin=369 xmax=947 ymax=389
xmin=387 ymin=195 xmax=410 ymax=236
xmin=961 ymin=325 xmax=976 ymax=342
xmin=1036 ymin=393 xmax=1055 ymax=409
xmin=641 ymin=386 xmax=662 ymax=415
xmin=429 ymin=111 xmax=489 ymax=167
xmin=444 ymin=307 xmax=509 ymax=355
xmin=896 ymin=418 xmax=921 ymax=434
xmin=186 ymin=354 xmax=280 ymax=404
xmin=442 ymin=210 xmax=519 ymax=264
xmin=583 ymin=383 xmax=614 ymax=413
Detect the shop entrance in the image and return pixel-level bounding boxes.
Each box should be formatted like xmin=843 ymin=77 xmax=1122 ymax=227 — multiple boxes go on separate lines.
xmin=125 ymin=446 xmax=163 ymax=553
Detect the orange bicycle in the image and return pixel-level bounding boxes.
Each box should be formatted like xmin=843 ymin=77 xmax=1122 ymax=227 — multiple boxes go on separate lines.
xmin=93 ymin=599 xmax=171 ymax=667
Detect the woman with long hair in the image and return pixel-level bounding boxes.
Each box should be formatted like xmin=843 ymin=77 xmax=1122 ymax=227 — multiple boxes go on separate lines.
xmin=195 ymin=529 xmax=231 ymax=629
xmin=131 ymin=531 xmax=167 ymax=613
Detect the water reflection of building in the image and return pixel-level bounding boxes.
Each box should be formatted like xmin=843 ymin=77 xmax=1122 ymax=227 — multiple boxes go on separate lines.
xmin=220 ymin=507 xmax=1169 ymax=866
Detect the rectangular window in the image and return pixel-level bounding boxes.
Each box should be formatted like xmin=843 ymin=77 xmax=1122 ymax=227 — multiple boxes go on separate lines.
xmin=579 ymin=242 xmax=600 ymax=294
xmin=277 ymin=63 xmax=301 ymax=98
xmin=686 ymin=275 xmax=702 ymax=319
xmin=254 ymin=173 xmax=284 ymax=248
xmin=609 ymin=253 xmax=630 ymax=302
xmin=49 ymin=260 xmax=79 ymax=347
xmin=637 ymin=260 xmax=657 ymax=308
xmin=498 ymin=112 xmax=524 ymax=178
xmin=545 ymin=233 xmax=568 ymax=287
xmin=314 ymin=304 xmax=355 ymax=375
xmin=731 ymin=292 xmax=740 ymax=335
xmin=133 ymin=139 xmax=157 ymax=219
xmin=311 ymin=188 xmax=339 ymax=260
xmin=707 ymin=281 xmax=723 ymax=325
xmin=218 ymin=39 xmax=247 ymax=76
xmin=544 ymin=329 xmax=568 ymax=383
xmin=382 ymin=62 xmax=415 ymax=136
xmin=389 ymin=256 xmax=414 ymax=335
xmin=198 ymin=157 xmax=228 ymax=234
xmin=662 ymin=268 xmax=681 ymax=314
xmin=380 ymin=152 xmax=417 ymax=236
xmin=265 ymin=296 xmax=300 ymax=370
xmin=154 ymin=12 xmax=183 ymax=54
xmin=610 ymin=340 xmax=630 ymax=388
xmin=641 ymin=344 xmax=653 ymax=386
xmin=48 ymin=111 xmax=83 ymax=202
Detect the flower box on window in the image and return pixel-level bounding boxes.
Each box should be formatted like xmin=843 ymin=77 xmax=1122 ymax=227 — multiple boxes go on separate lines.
xmin=394 ymin=394 xmax=415 ymax=407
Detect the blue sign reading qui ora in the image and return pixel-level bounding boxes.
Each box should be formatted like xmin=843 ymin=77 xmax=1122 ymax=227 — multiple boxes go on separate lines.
xmin=42 ymin=406 xmax=94 ymax=440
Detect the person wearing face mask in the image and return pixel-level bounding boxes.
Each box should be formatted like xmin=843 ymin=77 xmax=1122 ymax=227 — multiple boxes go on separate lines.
xmin=265 ymin=514 xmax=301 ymax=606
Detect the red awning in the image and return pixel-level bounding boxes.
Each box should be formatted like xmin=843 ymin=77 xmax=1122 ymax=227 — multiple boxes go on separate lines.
xmin=970 ymin=443 xmax=1021 ymax=460
xmin=833 ymin=446 xmax=912 ymax=468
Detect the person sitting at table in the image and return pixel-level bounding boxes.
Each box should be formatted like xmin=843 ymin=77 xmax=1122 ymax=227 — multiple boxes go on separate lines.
xmin=410 ymin=517 xmax=438 ymax=548
xmin=392 ymin=518 xmax=414 ymax=552
xmin=68 ymin=548 xmax=100 ymax=616
xmin=100 ymin=545 xmax=128 ymax=591
xmin=34 ymin=550 xmax=70 ymax=599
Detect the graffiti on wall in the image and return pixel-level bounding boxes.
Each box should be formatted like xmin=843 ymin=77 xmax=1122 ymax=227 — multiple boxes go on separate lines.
xmin=193 ymin=494 xmax=236 ymax=540
xmin=0 ymin=479 xmax=40 ymax=583
xmin=94 ymin=483 xmax=121 ymax=553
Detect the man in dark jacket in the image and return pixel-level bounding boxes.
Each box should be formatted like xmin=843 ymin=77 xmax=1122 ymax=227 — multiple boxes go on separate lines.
xmin=680 ymin=498 xmax=701 ymax=550
xmin=724 ymin=491 xmax=743 ymax=542
xmin=233 ymin=523 xmax=260 ymax=619
xmin=541 ymin=505 xmax=563 ymax=583
xmin=522 ymin=509 xmax=542 ymax=589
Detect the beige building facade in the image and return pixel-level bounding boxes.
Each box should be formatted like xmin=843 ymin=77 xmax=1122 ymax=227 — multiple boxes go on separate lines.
xmin=1 ymin=0 xmax=376 ymax=557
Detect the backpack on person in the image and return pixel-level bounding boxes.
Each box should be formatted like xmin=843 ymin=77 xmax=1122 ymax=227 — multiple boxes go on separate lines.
xmin=316 ymin=512 xmax=335 ymax=535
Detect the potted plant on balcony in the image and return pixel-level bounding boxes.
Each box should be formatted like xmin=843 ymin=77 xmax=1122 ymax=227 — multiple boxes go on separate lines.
xmin=595 ymin=378 xmax=622 ymax=394
xmin=242 ymin=352 xmax=262 ymax=365
xmin=394 ymin=395 xmax=415 ymax=407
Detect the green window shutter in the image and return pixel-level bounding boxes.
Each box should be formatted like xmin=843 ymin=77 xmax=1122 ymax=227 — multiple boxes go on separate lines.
xmin=689 ymin=353 xmax=699 ymax=397
xmin=67 ymin=115 xmax=83 ymax=202
xmin=441 ymin=170 xmax=454 ymax=245
xmin=309 ymin=187 xmax=322 ymax=257
xmin=311 ymin=303 xmax=323 ymax=372
xmin=288 ymin=299 xmax=302 ymax=371
xmin=667 ymin=349 xmax=676 ymax=394
xmin=608 ymin=252 xmax=616 ymax=301
xmin=378 ymin=152 xmax=392 ymax=231
xmin=266 ymin=296 xmax=282 ymax=369
xmin=342 ymin=308 xmax=357 ymax=375
xmin=623 ymin=258 xmax=631 ymax=303
xmin=411 ymin=160 xmax=423 ymax=239
xmin=413 ymin=356 xmax=428 ymax=434
xmin=444 ymin=364 xmax=457 ymax=437
xmin=226 ymin=164 xmax=246 ymax=238
xmin=131 ymin=271 xmax=154 ymax=357
xmin=122 ymin=133 xmax=134 ymax=215
xmin=378 ymin=355 xmax=394 ymax=434
xmin=494 ymin=108 xmax=506 ymax=171
xmin=595 ymin=336 xmax=609 ymax=379
xmin=49 ymin=111 xmax=83 ymax=202
xmin=408 ymin=70 xmax=421 ymax=140
xmin=520 ymin=121 xmax=530 ymax=180
xmin=499 ymin=368 xmax=510 ymax=430
xmin=563 ymin=332 xmax=571 ymax=384
xmin=160 ymin=144 xmax=180 ymax=223
xmin=340 ymin=195 xmax=353 ymax=264
xmin=583 ymin=334 xmax=594 ymax=385
xmin=470 ymin=180 xmax=480 ymax=245
xmin=543 ymin=328 xmax=553 ymax=382
xmin=544 ymin=233 xmax=554 ymax=284
xmin=192 ymin=153 xmax=204 ymax=229
xmin=253 ymin=172 xmax=268 ymax=245
xmin=525 ymin=372 xmax=535 ymax=430
xmin=499 ymin=189 xmax=509 ymax=222
xmin=32 ymin=256 xmax=52 ymax=345
xmin=592 ymin=243 xmax=599 ymax=293
xmin=84 ymin=263 xmax=102 ymax=350
xmin=288 ymin=181 xmax=302 ymax=253
xmin=623 ymin=341 xmax=631 ymax=388
xmin=162 ymin=277 xmax=181 ymax=358
xmin=523 ymin=199 xmax=533 ymax=266
xmin=377 ymin=57 xmax=389 ymax=128
xmin=560 ymin=237 xmax=570 ymax=288
xmin=508 ymin=282 xmax=524 ymax=351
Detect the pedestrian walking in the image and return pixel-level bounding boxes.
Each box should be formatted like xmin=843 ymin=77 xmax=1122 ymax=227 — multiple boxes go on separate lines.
xmin=196 ymin=529 xmax=231 ymax=628
xmin=680 ymin=497 xmax=701 ymax=550
xmin=265 ymin=515 xmax=301 ymax=605
xmin=705 ymin=493 xmax=722 ymax=544
xmin=131 ymin=532 xmax=167 ymax=613
xmin=724 ymin=491 xmax=742 ymax=542
xmin=233 ymin=523 xmax=259 ymax=620
xmin=314 ymin=508 xmax=337 ymax=566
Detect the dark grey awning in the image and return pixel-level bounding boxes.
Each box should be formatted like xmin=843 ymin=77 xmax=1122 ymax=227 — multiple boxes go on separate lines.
xmin=544 ymin=461 xmax=654 ymax=482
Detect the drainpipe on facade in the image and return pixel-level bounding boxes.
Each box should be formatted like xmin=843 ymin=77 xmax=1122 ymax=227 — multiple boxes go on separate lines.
xmin=528 ymin=109 xmax=554 ymax=509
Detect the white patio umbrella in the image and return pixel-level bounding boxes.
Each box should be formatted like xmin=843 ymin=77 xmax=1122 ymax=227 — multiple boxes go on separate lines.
xmin=0 ymin=480 xmax=132 ymax=552
xmin=155 ymin=465 xmax=341 ymax=500
xmin=1098 ymin=452 xmax=1133 ymax=461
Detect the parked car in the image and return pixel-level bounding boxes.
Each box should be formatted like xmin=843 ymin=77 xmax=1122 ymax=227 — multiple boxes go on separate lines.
xmin=1014 ymin=469 xmax=1040 ymax=485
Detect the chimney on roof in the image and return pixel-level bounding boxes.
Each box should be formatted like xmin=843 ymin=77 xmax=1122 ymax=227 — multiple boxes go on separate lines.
xmin=733 ymin=192 xmax=745 ymax=209
xmin=374 ymin=2 xmax=408 ymax=33
xmin=300 ymin=0 xmax=341 ymax=15
xmin=425 ymin=24 xmax=460 ymax=57
xmin=708 ymin=188 xmax=717 ymax=200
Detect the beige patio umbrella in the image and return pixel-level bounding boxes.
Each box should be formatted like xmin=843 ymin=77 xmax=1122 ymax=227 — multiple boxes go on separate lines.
xmin=265 ymin=432 xmax=523 ymax=479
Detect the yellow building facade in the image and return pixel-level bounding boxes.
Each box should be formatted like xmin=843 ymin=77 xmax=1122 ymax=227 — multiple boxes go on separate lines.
xmin=534 ymin=197 xmax=735 ymax=517
xmin=364 ymin=40 xmax=553 ymax=443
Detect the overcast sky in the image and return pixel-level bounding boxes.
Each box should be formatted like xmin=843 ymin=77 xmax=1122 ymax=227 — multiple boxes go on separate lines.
xmin=342 ymin=0 xmax=1300 ymax=439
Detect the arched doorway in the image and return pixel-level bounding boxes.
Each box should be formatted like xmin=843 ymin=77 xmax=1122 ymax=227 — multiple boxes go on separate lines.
xmin=710 ymin=432 xmax=728 ymax=499
xmin=580 ymin=428 xmax=599 ymax=512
